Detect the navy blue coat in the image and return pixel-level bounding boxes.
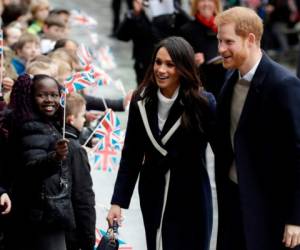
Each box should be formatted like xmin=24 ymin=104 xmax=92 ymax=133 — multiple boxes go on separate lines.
xmin=215 ymin=53 xmax=300 ymax=250
xmin=111 ymin=89 xmax=215 ymax=250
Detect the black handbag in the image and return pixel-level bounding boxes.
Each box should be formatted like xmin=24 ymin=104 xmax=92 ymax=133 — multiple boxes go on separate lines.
xmin=96 ymin=222 xmax=119 ymax=250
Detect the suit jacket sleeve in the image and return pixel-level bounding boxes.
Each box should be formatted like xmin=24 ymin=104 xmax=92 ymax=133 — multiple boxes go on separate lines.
xmin=277 ymin=76 xmax=300 ymax=225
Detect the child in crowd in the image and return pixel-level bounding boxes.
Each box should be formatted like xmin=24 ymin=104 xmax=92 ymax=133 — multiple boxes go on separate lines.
xmin=3 ymin=22 xmax=22 ymax=48
xmin=5 ymin=74 xmax=71 ymax=250
xmin=54 ymin=39 xmax=78 ymax=54
xmin=26 ymin=56 xmax=59 ymax=77
xmin=49 ymin=48 xmax=81 ymax=71
xmin=64 ymin=93 xmax=96 ymax=250
xmin=1 ymin=2 xmax=30 ymax=29
xmin=11 ymin=33 xmax=41 ymax=75
xmin=51 ymin=58 xmax=72 ymax=84
xmin=27 ymin=0 xmax=50 ymax=35
xmin=41 ymin=16 xmax=67 ymax=54
xmin=49 ymin=8 xmax=71 ymax=26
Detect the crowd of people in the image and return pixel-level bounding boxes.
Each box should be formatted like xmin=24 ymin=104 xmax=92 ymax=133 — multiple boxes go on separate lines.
xmin=0 ymin=0 xmax=130 ymax=250
xmin=0 ymin=0 xmax=299 ymax=250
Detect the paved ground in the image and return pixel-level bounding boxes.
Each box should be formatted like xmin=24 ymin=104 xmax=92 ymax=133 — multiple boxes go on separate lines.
xmin=50 ymin=0 xmax=297 ymax=249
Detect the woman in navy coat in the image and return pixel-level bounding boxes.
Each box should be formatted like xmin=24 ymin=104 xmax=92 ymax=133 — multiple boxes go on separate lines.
xmin=107 ymin=36 xmax=215 ymax=250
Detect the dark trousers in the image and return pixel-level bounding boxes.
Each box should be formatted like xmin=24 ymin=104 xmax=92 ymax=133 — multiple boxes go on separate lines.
xmin=111 ymin=0 xmax=132 ymax=34
xmin=217 ymin=180 xmax=246 ymax=250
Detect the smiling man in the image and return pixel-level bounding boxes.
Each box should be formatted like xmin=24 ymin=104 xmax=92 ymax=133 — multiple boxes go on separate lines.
xmin=215 ymin=6 xmax=300 ymax=250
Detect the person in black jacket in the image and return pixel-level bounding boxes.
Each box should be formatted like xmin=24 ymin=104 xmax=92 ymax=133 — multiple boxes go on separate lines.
xmin=179 ymin=0 xmax=226 ymax=98
xmin=117 ymin=0 xmax=190 ymax=86
xmin=116 ymin=0 xmax=155 ymax=85
xmin=64 ymin=93 xmax=96 ymax=250
xmin=111 ymin=0 xmax=133 ymax=36
xmin=5 ymin=74 xmax=70 ymax=250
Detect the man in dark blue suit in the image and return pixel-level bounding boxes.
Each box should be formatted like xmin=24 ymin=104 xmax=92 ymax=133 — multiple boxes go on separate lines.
xmin=215 ymin=6 xmax=300 ymax=250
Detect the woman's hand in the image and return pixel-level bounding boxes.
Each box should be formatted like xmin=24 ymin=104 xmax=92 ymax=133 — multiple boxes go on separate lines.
xmin=0 ymin=193 xmax=11 ymax=215
xmin=55 ymin=138 xmax=69 ymax=160
xmin=107 ymin=204 xmax=122 ymax=227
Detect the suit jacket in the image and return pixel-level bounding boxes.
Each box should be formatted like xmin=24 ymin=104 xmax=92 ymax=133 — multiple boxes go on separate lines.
xmin=111 ymin=88 xmax=215 ymax=250
xmin=215 ymin=53 xmax=300 ymax=250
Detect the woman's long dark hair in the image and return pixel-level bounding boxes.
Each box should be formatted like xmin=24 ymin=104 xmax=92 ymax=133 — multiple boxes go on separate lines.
xmin=9 ymin=74 xmax=63 ymax=124
xmin=137 ymin=36 xmax=209 ymax=132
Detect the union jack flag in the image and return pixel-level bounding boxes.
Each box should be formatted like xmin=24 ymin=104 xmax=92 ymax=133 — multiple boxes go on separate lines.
xmin=94 ymin=228 xmax=133 ymax=250
xmin=97 ymin=46 xmax=116 ymax=70
xmin=92 ymin=141 xmax=121 ymax=172
xmin=91 ymin=110 xmax=124 ymax=172
xmin=77 ymin=44 xmax=93 ymax=69
xmin=63 ymin=71 xmax=95 ymax=94
xmin=60 ymin=70 xmax=95 ymax=107
xmin=91 ymin=66 xmax=113 ymax=86
xmin=94 ymin=110 xmax=122 ymax=150
xmin=70 ymin=10 xmax=98 ymax=27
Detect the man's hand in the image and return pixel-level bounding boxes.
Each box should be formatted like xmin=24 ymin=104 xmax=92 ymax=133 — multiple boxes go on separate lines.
xmin=283 ymin=224 xmax=300 ymax=248
xmin=0 ymin=193 xmax=11 ymax=215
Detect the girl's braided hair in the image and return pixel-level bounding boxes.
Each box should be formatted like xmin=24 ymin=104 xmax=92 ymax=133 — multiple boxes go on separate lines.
xmin=9 ymin=74 xmax=34 ymax=123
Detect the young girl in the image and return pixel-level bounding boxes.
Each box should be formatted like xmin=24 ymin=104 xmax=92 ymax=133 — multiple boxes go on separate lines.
xmin=6 ymin=74 xmax=71 ymax=250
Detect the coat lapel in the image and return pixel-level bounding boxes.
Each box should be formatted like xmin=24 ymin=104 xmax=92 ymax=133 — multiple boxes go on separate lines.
xmin=159 ymin=96 xmax=184 ymax=140
xmin=142 ymin=91 xmax=185 ymax=147
xmin=144 ymin=97 xmax=160 ymax=142
xmin=218 ymin=70 xmax=239 ymax=135
xmin=236 ymin=53 xmax=268 ymax=132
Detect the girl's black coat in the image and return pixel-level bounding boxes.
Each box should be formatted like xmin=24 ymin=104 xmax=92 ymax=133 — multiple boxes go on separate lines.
xmin=8 ymin=115 xmax=72 ymax=228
